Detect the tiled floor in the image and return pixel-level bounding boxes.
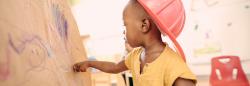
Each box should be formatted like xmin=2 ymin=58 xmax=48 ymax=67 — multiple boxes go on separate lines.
xmin=196 ymin=75 xmax=250 ymax=86
xmin=91 ymin=72 xmax=213 ymax=86
xmin=91 ymin=72 xmax=250 ymax=86
xmin=196 ymin=75 xmax=210 ymax=86
xmin=91 ymin=72 xmax=126 ymax=86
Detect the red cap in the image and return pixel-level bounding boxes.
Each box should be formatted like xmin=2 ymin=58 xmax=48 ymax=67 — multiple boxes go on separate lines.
xmin=138 ymin=0 xmax=186 ymax=62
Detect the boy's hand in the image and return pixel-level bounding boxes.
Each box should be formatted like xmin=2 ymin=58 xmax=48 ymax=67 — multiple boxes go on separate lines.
xmin=73 ymin=61 xmax=89 ymax=72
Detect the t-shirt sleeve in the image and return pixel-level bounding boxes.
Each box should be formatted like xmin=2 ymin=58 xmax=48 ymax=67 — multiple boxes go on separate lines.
xmin=164 ymin=54 xmax=197 ymax=86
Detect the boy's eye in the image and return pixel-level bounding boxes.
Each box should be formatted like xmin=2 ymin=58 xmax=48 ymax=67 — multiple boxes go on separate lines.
xmin=123 ymin=22 xmax=127 ymax=26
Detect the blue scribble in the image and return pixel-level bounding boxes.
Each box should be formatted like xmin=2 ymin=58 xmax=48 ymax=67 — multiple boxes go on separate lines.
xmin=45 ymin=44 xmax=53 ymax=58
xmin=52 ymin=4 xmax=68 ymax=39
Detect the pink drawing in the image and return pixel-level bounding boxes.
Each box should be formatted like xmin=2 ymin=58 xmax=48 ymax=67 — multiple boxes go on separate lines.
xmin=0 ymin=46 xmax=11 ymax=80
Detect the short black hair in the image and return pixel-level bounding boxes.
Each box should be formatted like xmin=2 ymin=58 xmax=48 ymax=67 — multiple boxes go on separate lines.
xmin=127 ymin=0 xmax=150 ymax=20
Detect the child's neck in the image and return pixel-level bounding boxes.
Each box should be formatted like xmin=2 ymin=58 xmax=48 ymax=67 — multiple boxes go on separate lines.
xmin=142 ymin=39 xmax=165 ymax=53
xmin=140 ymin=39 xmax=165 ymax=63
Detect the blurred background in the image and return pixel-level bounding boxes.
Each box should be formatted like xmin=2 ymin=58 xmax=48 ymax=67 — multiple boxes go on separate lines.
xmin=69 ymin=0 xmax=250 ymax=86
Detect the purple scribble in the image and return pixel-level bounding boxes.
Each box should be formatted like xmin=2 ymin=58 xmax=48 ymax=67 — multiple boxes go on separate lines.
xmin=52 ymin=4 xmax=68 ymax=40
xmin=9 ymin=33 xmax=62 ymax=86
xmin=8 ymin=33 xmax=51 ymax=57
xmin=9 ymin=34 xmax=42 ymax=54
xmin=0 ymin=34 xmax=48 ymax=81
xmin=0 ymin=34 xmax=51 ymax=82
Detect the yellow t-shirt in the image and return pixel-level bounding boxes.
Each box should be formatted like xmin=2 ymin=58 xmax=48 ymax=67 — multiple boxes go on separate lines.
xmin=125 ymin=46 xmax=197 ymax=86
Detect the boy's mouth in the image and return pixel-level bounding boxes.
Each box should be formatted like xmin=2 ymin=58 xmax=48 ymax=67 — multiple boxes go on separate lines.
xmin=124 ymin=38 xmax=127 ymax=41
xmin=123 ymin=35 xmax=127 ymax=41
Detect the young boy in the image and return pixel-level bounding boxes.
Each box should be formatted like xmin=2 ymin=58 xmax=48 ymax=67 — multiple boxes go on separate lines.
xmin=73 ymin=0 xmax=197 ymax=86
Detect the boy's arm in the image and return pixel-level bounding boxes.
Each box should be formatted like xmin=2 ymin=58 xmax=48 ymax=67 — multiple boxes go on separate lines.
xmin=73 ymin=60 xmax=128 ymax=74
xmin=173 ymin=77 xmax=196 ymax=86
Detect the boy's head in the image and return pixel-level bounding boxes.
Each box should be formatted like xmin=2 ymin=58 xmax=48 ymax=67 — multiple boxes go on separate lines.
xmin=123 ymin=0 xmax=162 ymax=48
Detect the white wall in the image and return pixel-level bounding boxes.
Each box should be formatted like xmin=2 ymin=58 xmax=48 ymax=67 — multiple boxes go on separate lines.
xmin=71 ymin=0 xmax=128 ymax=57
xmin=178 ymin=0 xmax=250 ymax=75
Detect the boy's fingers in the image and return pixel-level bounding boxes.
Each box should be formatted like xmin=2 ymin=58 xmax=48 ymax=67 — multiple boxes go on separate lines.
xmin=73 ymin=63 xmax=80 ymax=72
xmin=79 ymin=66 xmax=85 ymax=72
xmin=76 ymin=64 xmax=80 ymax=72
xmin=73 ymin=65 xmax=76 ymax=72
xmin=73 ymin=65 xmax=75 ymax=71
xmin=73 ymin=62 xmax=87 ymax=72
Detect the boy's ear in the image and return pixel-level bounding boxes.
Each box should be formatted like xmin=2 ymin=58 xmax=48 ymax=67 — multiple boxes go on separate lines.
xmin=141 ymin=18 xmax=151 ymax=33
